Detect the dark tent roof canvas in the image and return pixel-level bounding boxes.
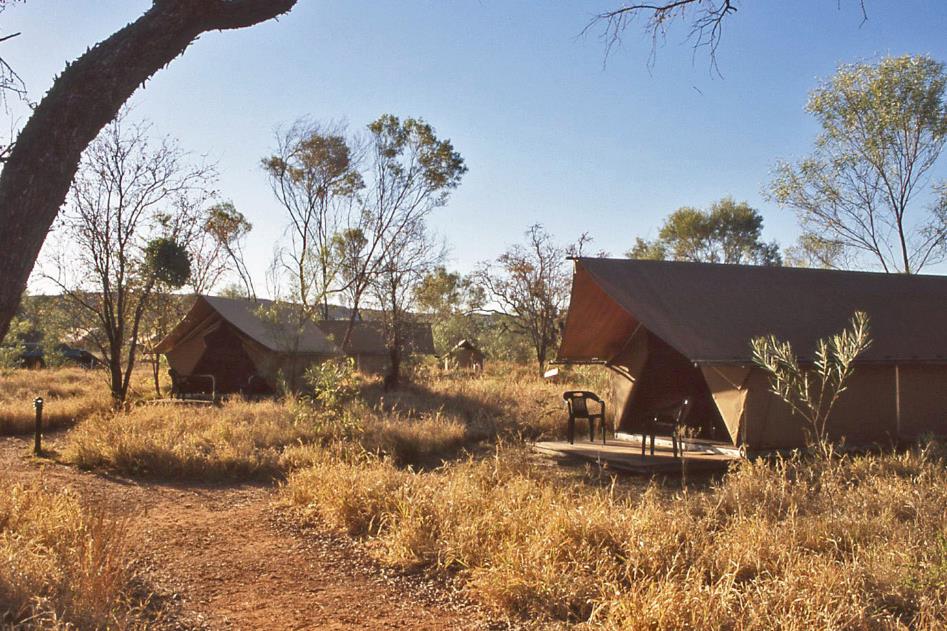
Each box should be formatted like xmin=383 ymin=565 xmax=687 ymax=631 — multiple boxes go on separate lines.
xmin=155 ymin=296 xmax=435 ymax=392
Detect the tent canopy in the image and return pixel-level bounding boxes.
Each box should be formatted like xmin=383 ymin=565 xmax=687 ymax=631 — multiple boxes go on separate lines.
xmin=558 ymin=258 xmax=947 ymax=365
xmin=154 ymin=296 xmax=337 ymax=355
xmin=155 ymin=296 xmax=437 ymax=359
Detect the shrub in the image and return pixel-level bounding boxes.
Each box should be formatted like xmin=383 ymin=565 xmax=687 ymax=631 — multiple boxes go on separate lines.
xmin=304 ymin=357 xmax=360 ymax=410
xmin=752 ymin=310 xmax=872 ymax=456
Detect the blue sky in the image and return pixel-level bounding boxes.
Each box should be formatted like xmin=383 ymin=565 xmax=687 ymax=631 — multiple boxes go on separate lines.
xmin=5 ymin=1 xmax=947 ymax=292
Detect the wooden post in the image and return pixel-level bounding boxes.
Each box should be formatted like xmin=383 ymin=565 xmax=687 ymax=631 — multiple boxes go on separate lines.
xmin=33 ymin=397 xmax=43 ymax=455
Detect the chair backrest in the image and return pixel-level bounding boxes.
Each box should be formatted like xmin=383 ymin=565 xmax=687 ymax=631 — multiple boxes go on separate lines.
xmin=674 ymin=398 xmax=693 ymax=424
xmin=563 ymin=391 xmax=601 ymax=418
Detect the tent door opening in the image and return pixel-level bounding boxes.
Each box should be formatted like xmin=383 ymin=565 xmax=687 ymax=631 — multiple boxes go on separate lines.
xmin=191 ymin=324 xmax=259 ymax=394
xmin=618 ymin=334 xmax=729 ymax=442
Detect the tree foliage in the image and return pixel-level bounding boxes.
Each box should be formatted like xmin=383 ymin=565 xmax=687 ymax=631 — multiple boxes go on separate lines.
xmin=474 ymin=225 xmax=571 ymax=374
xmin=45 ymin=114 xmax=213 ymax=403
xmin=771 ymin=55 xmax=947 ymax=273
xmin=629 ymin=197 xmax=781 ymax=265
xmin=188 ymin=201 xmax=255 ymax=297
xmin=263 ymin=120 xmax=362 ymax=316
xmin=264 ymin=114 xmax=466 ymax=386
xmin=415 ymin=266 xmax=484 ymax=354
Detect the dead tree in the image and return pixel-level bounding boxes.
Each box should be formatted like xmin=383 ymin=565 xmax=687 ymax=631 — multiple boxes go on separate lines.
xmin=0 ymin=0 xmax=297 ymax=341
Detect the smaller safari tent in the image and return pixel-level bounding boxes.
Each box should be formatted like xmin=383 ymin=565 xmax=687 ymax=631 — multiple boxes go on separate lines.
xmin=557 ymin=258 xmax=947 ymax=453
xmin=443 ymin=339 xmax=485 ymax=371
xmin=153 ymin=296 xmax=435 ymax=394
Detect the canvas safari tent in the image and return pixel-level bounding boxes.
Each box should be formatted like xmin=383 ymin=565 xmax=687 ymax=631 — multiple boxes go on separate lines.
xmin=557 ymin=258 xmax=947 ymax=453
xmin=154 ymin=296 xmax=435 ymax=394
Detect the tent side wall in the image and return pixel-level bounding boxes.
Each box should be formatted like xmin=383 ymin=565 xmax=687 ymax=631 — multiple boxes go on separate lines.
xmin=241 ymin=343 xmax=335 ymax=389
xmin=165 ymin=321 xmax=219 ymax=375
xmin=899 ymin=365 xmax=947 ymax=440
xmin=738 ymin=365 xmax=900 ymax=450
xmin=447 ymin=348 xmax=484 ymax=370
xmin=700 ymin=365 xmax=752 ymax=446
xmin=355 ymin=354 xmax=389 ymax=375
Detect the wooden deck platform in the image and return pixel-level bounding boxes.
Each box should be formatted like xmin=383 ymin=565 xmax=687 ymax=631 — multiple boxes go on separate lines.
xmin=533 ymin=438 xmax=741 ymax=475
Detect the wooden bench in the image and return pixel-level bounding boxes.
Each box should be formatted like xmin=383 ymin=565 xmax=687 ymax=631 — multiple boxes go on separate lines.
xmin=168 ymin=368 xmax=218 ymax=402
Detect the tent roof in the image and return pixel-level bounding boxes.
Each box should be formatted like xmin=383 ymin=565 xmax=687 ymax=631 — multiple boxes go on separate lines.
xmin=558 ymin=258 xmax=947 ymax=364
xmin=154 ymin=296 xmax=338 ymax=355
xmin=448 ymin=339 xmax=480 ymax=353
xmin=405 ymin=322 xmax=437 ymax=355
xmin=154 ymin=296 xmax=437 ymax=357
xmin=317 ymin=320 xmax=436 ymax=356
xmin=316 ymin=320 xmax=387 ymax=355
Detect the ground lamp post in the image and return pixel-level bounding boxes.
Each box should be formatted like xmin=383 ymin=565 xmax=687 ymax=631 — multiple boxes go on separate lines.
xmin=33 ymin=397 xmax=43 ymax=455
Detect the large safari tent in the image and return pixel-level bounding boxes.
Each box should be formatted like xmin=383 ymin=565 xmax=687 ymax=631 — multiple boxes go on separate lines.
xmin=557 ymin=258 xmax=947 ymax=453
xmin=154 ymin=296 xmax=435 ymax=394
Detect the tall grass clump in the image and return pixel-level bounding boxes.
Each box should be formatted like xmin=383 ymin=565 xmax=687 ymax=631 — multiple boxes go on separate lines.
xmin=287 ymin=444 xmax=947 ymax=629
xmin=0 ymin=367 xmax=111 ymax=434
xmin=64 ymin=395 xmax=472 ymax=479
xmin=63 ymin=400 xmax=304 ymax=479
xmin=372 ymin=360 xmax=595 ymax=441
xmin=0 ymin=482 xmax=140 ymax=629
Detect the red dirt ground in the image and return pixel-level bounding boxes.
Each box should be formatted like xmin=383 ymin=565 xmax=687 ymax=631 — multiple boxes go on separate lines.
xmin=0 ymin=434 xmax=500 ymax=630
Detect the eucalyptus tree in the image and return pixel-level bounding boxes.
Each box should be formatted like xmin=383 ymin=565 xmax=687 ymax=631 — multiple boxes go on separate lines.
xmin=189 ymin=202 xmax=255 ymax=299
xmin=629 ymin=197 xmax=781 ymax=265
xmin=263 ymin=120 xmax=362 ymax=317
xmin=337 ymin=114 xmax=466 ymax=351
xmin=771 ymin=55 xmax=947 ymax=274
xmin=47 ymin=115 xmax=214 ymax=403
xmin=370 ymin=216 xmax=444 ymax=387
xmin=0 ymin=0 xmax=297 ymax=342
xmin=474 ymin=225 xmax=571 ymax=375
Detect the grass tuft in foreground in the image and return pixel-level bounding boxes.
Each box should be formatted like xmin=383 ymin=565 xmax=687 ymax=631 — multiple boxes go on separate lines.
xmin=0 ymin=482 xmax=141 ymax=629
xmin=286 ymin=445 xmax=947 ymax=629
xmin=63 ymin=400 xmax=301 ymax=479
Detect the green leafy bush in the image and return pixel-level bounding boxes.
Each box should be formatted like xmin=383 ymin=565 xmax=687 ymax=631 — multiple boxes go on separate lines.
xmin=304 ymin=357 xmax=360 ymax=410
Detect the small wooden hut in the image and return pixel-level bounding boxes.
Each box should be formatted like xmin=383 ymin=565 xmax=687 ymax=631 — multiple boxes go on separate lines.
xmin=443 ymin=339 xmax=484 ymax=371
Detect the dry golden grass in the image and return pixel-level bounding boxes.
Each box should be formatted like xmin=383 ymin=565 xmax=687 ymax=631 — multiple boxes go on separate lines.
xmin=63 ymin=400 xmax=302 ymax=479
xmin=286 ymin=445 xmax=947 ymax=629
xmin=0 ymin=368 xmax=110 ymax=435
xmin=64 ymin=397 xmax=472 ymax=479
xmin=28 ymin=360 xmax=947 ymax=627
xmin=368 ymin=361 xmax=597 ymax=441
xmin=0 ymin=482 xmax=140 ymax=629
xmin=63 ymin=361 xmax=580 ymax=479
xmin=0 ymin=366 xmax=170 ymax=436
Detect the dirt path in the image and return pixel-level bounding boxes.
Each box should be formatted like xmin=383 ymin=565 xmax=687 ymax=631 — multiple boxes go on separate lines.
xmin=0 ymin=435 xmax=495 ymax=630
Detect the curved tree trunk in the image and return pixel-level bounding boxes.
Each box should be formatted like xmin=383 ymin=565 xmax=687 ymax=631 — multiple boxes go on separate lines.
xmin=0 ymin=0 xmax=297 ymax=340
